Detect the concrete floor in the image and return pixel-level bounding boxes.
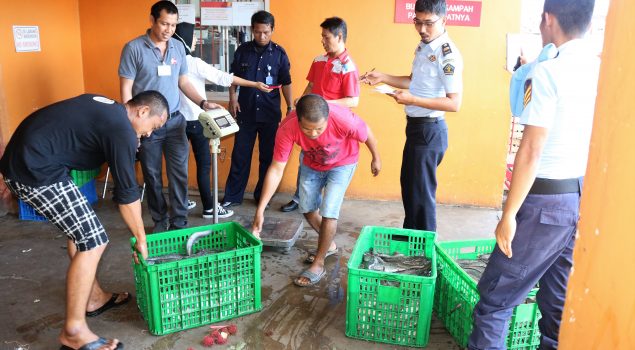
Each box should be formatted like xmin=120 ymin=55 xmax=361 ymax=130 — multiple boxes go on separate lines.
xmin=0 ymin=187 xmax=500 ymax=350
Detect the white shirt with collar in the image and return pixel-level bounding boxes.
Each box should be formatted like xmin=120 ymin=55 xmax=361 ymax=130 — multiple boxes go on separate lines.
xmin=521 ymin=39 xmax=600 ymax=179
xmin=406 ymin=31 xmax=463 ymax=118
xmin=178 ymin=55 xmax=234 ymax=122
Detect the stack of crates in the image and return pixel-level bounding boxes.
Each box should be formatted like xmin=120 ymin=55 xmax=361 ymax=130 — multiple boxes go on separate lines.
xmin=346 ymin=226 xmax=437 ymax=348
xmin=18 ymin=168 xmax=101 ymax=221
xmin=434 ymin=239 xmax=541 ymax=349
xmin=131 ymin=222 xmax=262 ymax=335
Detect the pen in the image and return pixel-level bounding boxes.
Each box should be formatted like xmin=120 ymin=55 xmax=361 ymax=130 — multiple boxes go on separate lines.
xmin=361 ymin=68 xmax=375 ymax=80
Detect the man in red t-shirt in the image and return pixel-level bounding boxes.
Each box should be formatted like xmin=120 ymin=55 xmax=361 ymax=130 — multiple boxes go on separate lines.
xmin=252 ymin=94 xmax=380 ymax=287
xmin=281 ymin=16 xmax=361 ymax=214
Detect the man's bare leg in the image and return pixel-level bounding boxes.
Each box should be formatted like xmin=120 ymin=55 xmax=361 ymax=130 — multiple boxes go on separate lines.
xmin=304 ymin=211 xmax=336 ymax=252
xmin=67 ymin=240 xmax=127 ymax=312
xmin=298 ymin=211 xmax=337 ymax=285
xmin=59 ymin=243 xmax=120 ymax=350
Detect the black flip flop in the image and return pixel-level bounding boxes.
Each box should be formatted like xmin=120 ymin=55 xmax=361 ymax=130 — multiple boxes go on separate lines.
xmin=85 ymin=293 xmax=131 ymax=317
xmin=60 ymin=337 xmax=124 ymax=350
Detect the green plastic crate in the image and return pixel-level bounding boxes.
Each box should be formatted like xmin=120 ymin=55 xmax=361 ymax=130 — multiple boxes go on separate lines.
xmin=346 ymin=226 xmax=437 ymax=348
xmin=70 ymin=168 xmax=100 ymax=187
xmin=434 ymin=239 xmax=541 ymax=349
xmin=130 ymin=222 xmax=262 ymax=335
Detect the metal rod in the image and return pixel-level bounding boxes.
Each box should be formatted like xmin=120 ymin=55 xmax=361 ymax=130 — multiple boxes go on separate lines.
xmin=213 ymin=149 xmax=218 ymax=224
xmin=210 ymin=138 xmax=220 ymax=224
xmin=102 ymin=167 xmax=110 ymax=199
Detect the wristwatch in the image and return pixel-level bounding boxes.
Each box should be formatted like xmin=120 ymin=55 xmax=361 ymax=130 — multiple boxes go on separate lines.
xmin=199 ymin=99 xmax=207 ymax=109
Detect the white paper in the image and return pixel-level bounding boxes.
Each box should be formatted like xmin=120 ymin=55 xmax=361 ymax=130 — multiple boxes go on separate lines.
xmin=13 ymin=26 xmax=41 ymax=53
xmin=374 ymin=85 xmax=396 ymax=95
xmin=506 ymin=33 xmax=542 ymax=72
xmin=201 ymin=6 xmax=233 ymax=26
xmin=232 ymin=2 xmax=264 ymax=26
xmin=177 ymin=4 xmax=196 ymax=24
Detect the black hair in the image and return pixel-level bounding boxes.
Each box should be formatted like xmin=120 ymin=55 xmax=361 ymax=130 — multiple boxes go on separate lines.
xmin=127 ymin=90 xmax=169 ymax=118
xmin=544 ymin=0 xmax=595 ymax=36
xmin=320 ymin=17 xmax=347 ymax=42
xmin=251 ymin=10 xmax=275 ymax=30
xmin=296 ymin=94 xmax=329 ymax=123
xmin=174 ymin=22 xmax=195 ymax=55
xmin=150 ymin=1 xmax=178 ymax=21
xmin=415 ymin=0 xmax=447 ymax=16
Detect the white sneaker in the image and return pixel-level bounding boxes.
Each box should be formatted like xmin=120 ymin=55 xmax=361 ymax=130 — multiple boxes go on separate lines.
xmin=187 ymin=199 xmax=197 ymax=210
xmin=202 ymin=204 xmax=234 ymax=219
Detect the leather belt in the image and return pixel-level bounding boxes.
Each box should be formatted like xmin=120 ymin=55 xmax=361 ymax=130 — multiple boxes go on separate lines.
xmin=529 ymin=177 xmax=582 ymax=195
xmin=168 ymin=111 xmax=180 ymax=120
xmin=406 ymin=115 xmax=444 ymax=124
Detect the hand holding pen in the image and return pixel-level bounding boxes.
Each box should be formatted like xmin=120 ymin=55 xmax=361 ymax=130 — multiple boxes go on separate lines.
xmin=360 ymin=67 xmax=383 ymax=86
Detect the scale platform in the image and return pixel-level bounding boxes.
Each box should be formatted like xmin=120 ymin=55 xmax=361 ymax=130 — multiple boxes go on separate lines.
xmin=232 ymin=215 xmax=303 ymax=253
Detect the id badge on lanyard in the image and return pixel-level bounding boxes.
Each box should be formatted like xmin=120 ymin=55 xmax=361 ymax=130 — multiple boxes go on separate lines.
xmin=265 ymin=64 xmax=273 ymax=85
xmin=158 ymin=64 xmax=171 ymax=76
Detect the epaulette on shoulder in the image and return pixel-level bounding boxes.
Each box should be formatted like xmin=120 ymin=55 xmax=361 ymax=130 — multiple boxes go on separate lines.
xmin=441 ymin=43 xmax=453 ymax=57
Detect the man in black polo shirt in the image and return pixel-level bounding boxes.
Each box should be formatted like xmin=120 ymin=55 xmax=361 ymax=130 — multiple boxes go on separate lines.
xmin=0 ymin=91 xmax=168 ymax=350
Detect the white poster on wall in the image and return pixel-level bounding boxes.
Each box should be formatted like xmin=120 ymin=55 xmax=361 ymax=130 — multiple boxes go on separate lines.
xmin=177 ymin=4 xmax=196 ymax=24
xmin=13 ymin=25 xmax=41 ymax=52
xmin=201 ymin=2 xmax=233 ymax=26
xmin=233 ymin=2 xmax=264 ymax=26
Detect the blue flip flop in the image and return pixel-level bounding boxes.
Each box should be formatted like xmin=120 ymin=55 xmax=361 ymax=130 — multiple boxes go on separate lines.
xmin=304 ymin=247 xmax=338 ymax=264
xmin=294 ymin=268 xmax=326 ymax=287
xmin=60 ymin=337 xmax=124 ymax=350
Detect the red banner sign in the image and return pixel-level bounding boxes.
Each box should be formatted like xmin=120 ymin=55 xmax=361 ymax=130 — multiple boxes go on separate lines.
xmin=394 ymin=0 xmax=482 ymax=27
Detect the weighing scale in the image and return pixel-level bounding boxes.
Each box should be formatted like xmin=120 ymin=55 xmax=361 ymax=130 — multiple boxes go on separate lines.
xmin=199 ymin=108 xmax=302 ymax=250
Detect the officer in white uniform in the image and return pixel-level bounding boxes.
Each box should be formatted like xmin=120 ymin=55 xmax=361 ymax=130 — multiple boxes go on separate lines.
xmin=469 ymin=1 xmax=599 ymax=349
xmin=361 ymin=0 xmax=463 ymax=231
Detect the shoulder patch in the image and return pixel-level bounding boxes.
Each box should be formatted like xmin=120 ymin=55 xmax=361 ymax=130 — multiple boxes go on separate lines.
xmin=93 ymin=96 xmax=115 ymax=104
xmin=443 ymin=63 xmax=455 ymax=76
xmin=441 ymin=58 xmax=455 ymax=65
xmin=523 ymin=79 xmax=532 ymax=107
xmin=441 ymin=43 xmax=452 ymax=57
xmin=314 ymin=55 xmax=328 ymax=63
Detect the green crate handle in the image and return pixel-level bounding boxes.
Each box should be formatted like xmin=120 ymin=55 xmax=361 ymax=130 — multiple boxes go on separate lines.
xmin=130 ymin=239 xmax=150 ymax=267
xmin=391 ymin=234 xmax=410 ymax=242
xmin=375 ymin=273 xmax=404 ymax=282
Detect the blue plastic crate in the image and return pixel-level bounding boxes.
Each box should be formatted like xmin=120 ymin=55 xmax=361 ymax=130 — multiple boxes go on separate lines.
xmin=18 ymin=199 xmax=48 ymax=221
xmin=18 ymin=179 xmax=98 ymax=222
xmin=80 ymin=179 xmax=98 ymax=205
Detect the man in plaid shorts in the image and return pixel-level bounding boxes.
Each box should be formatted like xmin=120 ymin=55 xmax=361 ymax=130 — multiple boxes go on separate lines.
xmin=0 ymin=91 xmax=168 ymax=350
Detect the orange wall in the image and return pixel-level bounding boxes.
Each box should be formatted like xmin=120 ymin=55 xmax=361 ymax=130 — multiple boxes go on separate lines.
xmin=78 ymin=0 xmax=517 ymax=207
xmin=559 ymin=0 xmax=635 ymax=348
xmin=0 ymin=1 xmax=85 ymax=138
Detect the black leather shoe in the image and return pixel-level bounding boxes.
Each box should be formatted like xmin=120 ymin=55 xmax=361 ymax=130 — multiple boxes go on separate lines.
xmin=221 ymin=201 xmax=240 ymax=208
xmin=280 ymin=200 xmax=299 ymax=212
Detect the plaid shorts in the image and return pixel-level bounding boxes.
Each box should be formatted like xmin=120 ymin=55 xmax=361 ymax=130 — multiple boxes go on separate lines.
xmin=4 ymin=178 xmax=108 ymax=252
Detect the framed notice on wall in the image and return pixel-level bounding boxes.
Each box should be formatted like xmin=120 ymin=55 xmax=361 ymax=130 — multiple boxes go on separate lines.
xmin=13 ymin=26 xmax=41 ymax=52
xmin=201 ymin=2 xmax=233 ymax=26
xmin=394 ymin=0 xmax=482 ymax=27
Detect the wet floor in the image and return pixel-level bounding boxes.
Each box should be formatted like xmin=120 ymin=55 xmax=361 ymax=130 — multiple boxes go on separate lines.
xmin=0 ymin=187 xmax=499 ymax=349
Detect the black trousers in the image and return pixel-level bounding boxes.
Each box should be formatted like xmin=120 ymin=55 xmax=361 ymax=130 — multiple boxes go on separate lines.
xmin=400 ymin=118 xmax=448 ymax=231
xmin=223 ymin=120 xmax=278 ymax=203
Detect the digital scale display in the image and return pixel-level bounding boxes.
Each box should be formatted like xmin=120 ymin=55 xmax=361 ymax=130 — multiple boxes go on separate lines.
xmin=214 ymin=116 xmax=230 ymax=128
xmin=199 ymin=108 xmax=239 ymax=139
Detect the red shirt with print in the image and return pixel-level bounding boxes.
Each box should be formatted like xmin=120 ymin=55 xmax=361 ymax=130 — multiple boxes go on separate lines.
xmin=273 ymin=104 xmax=368 ymax=171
